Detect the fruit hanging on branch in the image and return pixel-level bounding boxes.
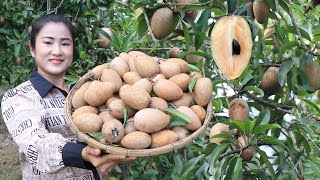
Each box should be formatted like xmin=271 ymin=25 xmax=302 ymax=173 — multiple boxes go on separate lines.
xmin=210 ymin=16 xmax=253 ymax=80
xmin=98 ymin=27 xmax=113 ymax=48
xmin=176 ymin=0 xmax=198 ymax=20
xmin=253 ymin=0 xmax=270 ymax=24
xmin=209 ymin=123 xmax=230 ymax=144
xmin=228 ymin=98 xmax=249 ymax=121
xmin=151 ymin=7 xmax=175 ymax=40
xmin=260 ymin=66 xmax=282 ymax=96
xmin=303 ymin=61 xmax=320 ymax=91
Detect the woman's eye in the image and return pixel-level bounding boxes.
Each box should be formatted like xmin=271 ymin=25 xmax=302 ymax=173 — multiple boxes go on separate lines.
xmin=44 ymin=41 xmax=52 ymax=45
xmin=62 ymin=43 xmax=70 ymax=46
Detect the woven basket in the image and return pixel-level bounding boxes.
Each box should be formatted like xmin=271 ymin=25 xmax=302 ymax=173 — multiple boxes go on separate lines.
xmin=64 ymin=71 xmax=213 ymax=157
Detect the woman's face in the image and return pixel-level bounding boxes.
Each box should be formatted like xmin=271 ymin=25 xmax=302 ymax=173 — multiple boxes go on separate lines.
xmin=30 ymin=22 xmax=73 ymax=79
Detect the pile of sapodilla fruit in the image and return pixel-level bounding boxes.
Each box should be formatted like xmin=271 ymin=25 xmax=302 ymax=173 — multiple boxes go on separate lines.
xmin=71 ymin=51 xmax=213 ymax=150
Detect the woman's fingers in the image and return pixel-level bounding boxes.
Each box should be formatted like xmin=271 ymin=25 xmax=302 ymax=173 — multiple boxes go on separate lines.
xmin=97 ymin=161 xmax=117 ymax=174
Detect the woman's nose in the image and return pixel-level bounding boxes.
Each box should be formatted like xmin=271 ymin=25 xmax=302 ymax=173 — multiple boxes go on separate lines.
xmin=52 ymin=43 xmax=62 ymax=55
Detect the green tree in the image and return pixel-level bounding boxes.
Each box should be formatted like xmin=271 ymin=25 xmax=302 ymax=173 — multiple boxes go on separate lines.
xmin=1 ymin=0 xmax=320 ymax=179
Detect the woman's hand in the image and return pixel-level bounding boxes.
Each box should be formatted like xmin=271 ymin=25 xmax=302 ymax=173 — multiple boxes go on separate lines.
xmin=82 ymin=145 xmax=136 ymax=173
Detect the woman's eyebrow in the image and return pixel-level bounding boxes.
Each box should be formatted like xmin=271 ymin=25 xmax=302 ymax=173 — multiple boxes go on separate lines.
xmin=41 ymin=36 xmax=72 ymax=41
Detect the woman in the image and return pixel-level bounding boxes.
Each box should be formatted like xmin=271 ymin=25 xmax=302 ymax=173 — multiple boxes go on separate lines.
xmin=1 ymin=14 xmax=134 ymax=180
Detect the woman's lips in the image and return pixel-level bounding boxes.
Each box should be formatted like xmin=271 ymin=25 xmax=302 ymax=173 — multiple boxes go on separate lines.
xmin=50 ymin=58 xmax=64 ymax=64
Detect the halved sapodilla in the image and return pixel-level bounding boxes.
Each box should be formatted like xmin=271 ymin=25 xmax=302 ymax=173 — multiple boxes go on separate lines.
xmin=210 ymin=16 xmax=253 ymax=80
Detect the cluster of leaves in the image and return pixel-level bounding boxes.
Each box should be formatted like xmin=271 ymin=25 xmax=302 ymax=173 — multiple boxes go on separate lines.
xmin=1 ymin=0 xmax=320 ymax=179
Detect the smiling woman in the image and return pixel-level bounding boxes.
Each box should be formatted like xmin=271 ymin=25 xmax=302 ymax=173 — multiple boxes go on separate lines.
xmin=1 ymin=14 xmax=135 ymax=180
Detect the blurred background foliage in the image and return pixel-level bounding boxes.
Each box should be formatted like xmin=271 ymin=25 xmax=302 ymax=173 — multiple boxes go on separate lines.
xmin=1 ymin=0 xmax=320 ymax=179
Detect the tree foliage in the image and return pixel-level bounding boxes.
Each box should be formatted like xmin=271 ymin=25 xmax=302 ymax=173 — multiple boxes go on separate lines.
xmin=1 ymin=0 xmax=320 ymax=179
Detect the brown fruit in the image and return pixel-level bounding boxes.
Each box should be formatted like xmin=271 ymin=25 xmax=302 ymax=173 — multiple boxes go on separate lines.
xmin=73 ymin=113 xmax=103 ymax=132
xmin=153 ymin=79 xmax=183 ymax=101
xmin=134 ymin=108 xmax=171 ymax=133
xmin=240 ymin=147 xmax=255 ymax=161
xmin=119 ymin=52 xmax=129 ymax=62
xmin=121 ymin=131 xmax=152 ymax=149
xmin=190 ymin=105 xmax=206 ymax=123
xmin=109 ymin=56 xmax=129 ymax=78
xmin=209 ymin=123 xmax=230 ymax=144
xmin=150 ymin=129 xmax=179 ymax=148
xmin=228 ymin=98 xmax=249 ymax=121
xmin=168 ymin=47 xmax=181 ymax=58
xmin=90 ymin=63 xmax=109 ymax=80
xmin=253 ymin=0 xmax=270 ymax=24
xmin=149 ymin=97 xmax=169 ymax=111
xmin=303 ymin=61 xmax=320 ymax=91
xmin=177 ymin=106 xmax=202 ymax=131
xmin=108 ymin=99 xmax=136 ymax=119
xmin=101 ymin=69 xmax=123 ymax=93
xmin=260 ymin=66 xmax=281 ymax=96
xmin=166 ymin=58 xmax=190 ymax=73
xmin=210 ymin=15 xmax=253 ymax=80
xmin=134 ymin=54 xmax=160 ymax=78
xmin=0 ymin=16 xmax=5 ymax=26
xmin=192 ymin=77 xmax=213 ymax=107
xmin=132 ymin=78 xmax=153 ymax=94
xmin=176 ymin=0 xmax=198 ymax=20
xmin=237 ymin=135 xmax=249 ymax=149
xmin=171 ymin=126 xmax=189 ymax=140
xmin=102 ymin=119 xmax=125 ymax=143
xmin=127 ymin=51 xmax=146 ymax=72
xmin=98 ymin=110 xmax=115 ymax=123
xmin=72 ymin=82 xmax=91 ymax=109
xmin=151 ymin=7 xmax=175 ymax=40
xmin=171 ymin=92 xmax=193 ymax=107
xmin=159 ymin=61 xmax=181 ymax=79
xmin=120 ymin=86 xmax=151 ymax=110
xmin=124 ymin=118 xmax=137 ymax=134
xmin=169 ymin=73 xmax=191 ymax=92
xmin=72 ymin=105 xmax=98 ymax=118
xmin=152 ymin=74 xmax=166 ymax=82
xmin=106 ymin=95 xmax=120 ymax=107
xmin=98 ymin=27 xmax=113 ymax=48
xmin=16 ymin=57 xmax=23 ymax=65
xmin=83 ymin=81 xmax=115 ymax=106
xmin=185 ymin=46 xmax=203 ymax=63
xmin=123 ymin=71 xmax=142 ymax=85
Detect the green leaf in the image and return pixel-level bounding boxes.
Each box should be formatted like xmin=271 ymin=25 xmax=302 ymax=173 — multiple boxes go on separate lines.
xmin=243 ymin=86 xmax=264 ymax=97
xmin=278 ymin=60 xmax=293 ymax=87
xmin=225 ymin=156 xmax=243 ymax=180
xmin=210 ymin=133 xmax=233 ymax=140
xmin=182 ymin=22 xmax=190 ymax=45
xmin=208 ymin=143 xmax=230 ymax=167
xmin=256 ymin=148 xmax=275 ymax=180
xmin=173 ymin=152 xmax=183 ymax=174
xmin=185 ymin=63 xmax=200 ymax=72
xmin=64 ymin=75 xmax=80 ymax=82
xmin=254 ymin=109 xmax=270 ymax=129
xmin=280 ymin=41 xmax=299 ymax=54
xmin=253 ymin=124 xmax=281 ymax=135
xmin=181 ymin=154 xmax=206 ymax=178
xmin=301 ymin=99 xmax=320 ymax=114
xmin=188 ymin=76 xmax=198 ymax=93
xmin=14 ymin=44 xmax=21 ymax=58
xmin=87 ymin=131 xmax=103 ymax=140
xmin=166 ymin=118 xmax=189 ymax=128
xmin=123 ymin=105 xmax=128 ymax=127
xmin=287 ymin=25 xmax=311 ymax=41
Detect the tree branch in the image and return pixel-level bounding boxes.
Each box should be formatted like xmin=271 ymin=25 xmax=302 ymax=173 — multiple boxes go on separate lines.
xmin=142 ymin=8 xmax=158 ymax=46
xmin=287 ymin=3 xmax=320 ymax=56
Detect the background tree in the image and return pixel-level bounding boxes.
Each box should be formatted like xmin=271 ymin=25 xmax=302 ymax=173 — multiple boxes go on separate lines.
xmin=0 ymin=0 xmax=320 ymax=179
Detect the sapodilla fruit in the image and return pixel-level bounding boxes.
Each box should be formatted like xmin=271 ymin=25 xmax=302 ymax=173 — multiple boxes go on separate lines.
xmin=83 ymin=81 xmax=115 ymax=107
xmin=109 ymin=56 xmax=129 ymax=78
xmin=102 ymin=119 xmax=125 ymax=143
xmin=166 ymin=58 xmax=190 ymax=73
xmin=72 ymin=82 xmax=91 ymax=109
xmin=151 ymin=7 xmax=175 ymax=40
xmin=153 ymin=79 xmax=183 ymax=101
xmin=73 ymin=113 xmax=103 ymax=132
xmin=134 ymin=108 xmax=170 ymax=133
xmin=303 ymin=61 xmax=320 ymax=91
xmin=98 ymin=27 xmax=113 ymax=48
xmin=228 ymin=98 xmax=249 ymax=121
xmin=210 ymin=15 xmax=253 ymax=80
xmin=176 ymin=0 xmax=198 ymax=20
xmin=121 ymin=131 xmax=152 ymax=149
xmin=260 ymin=66 xmax=281 ymax=96
xmin=0 ymin=16 xmax=5 ymax=26
xmin=186 ymin=46 xmax=203 ymax=63
xmin=253 ymin=0 xmax=270 ymax=24
xmin=209 ymin=123 xmax=230 ymax=144
xmin=241 ymin=147 xmax=255 ymax=161
xmin=192 ymin=77 xmax=213 ymax=107
xmin=134 ymin=54 xmax=160 ymax=78
xmin=150 ymin=129 xmax=179 ymax=148
xmin=168 ymin=47 xmax=181 ymax=58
